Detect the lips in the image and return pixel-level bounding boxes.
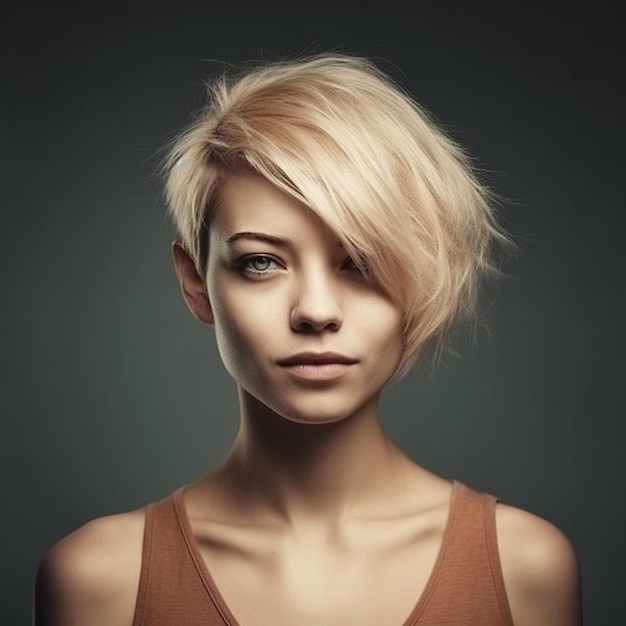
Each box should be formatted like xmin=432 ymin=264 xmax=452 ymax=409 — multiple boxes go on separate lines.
xmin=277 ymin=352 xmax=358 ymax=382
xmin=277 ymin=352 xmax=358 ymax=366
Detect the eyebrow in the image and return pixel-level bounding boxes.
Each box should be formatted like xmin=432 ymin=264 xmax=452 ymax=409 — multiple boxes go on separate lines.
xmin=226 ymin=231 xmax=347 ymax=252
xmin=226 ymin=231 xmax=292 ymax=247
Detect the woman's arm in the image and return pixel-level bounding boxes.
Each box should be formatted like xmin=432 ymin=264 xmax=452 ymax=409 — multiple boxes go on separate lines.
xmin=34 ymin=510 xmax=144 ymax=626
xmin=497 ymin=503 xmax=582 ymax=626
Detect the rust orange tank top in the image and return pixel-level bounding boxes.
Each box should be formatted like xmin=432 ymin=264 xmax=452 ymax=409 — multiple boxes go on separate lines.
xmin=132 ymin=481 xmax=514 ymax=625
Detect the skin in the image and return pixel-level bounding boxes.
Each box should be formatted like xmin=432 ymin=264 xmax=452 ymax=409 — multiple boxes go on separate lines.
xmin=34 ymin=172 xmax=581 ymax=625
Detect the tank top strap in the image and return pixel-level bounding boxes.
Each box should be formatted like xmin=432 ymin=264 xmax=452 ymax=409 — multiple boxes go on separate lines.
xmin=132 ymin=490 xmax=228 ymax=626
xmin=482 ymin=488 xmax=515 ymax=623
xmin=132 ymin=500 xmax=156 ymax=626
xmin=412 ymin=482 xmax=514 ymax=625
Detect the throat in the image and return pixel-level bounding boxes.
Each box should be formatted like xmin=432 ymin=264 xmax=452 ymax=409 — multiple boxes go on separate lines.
xmin=221 ymin=397 xmax=403 ymax=524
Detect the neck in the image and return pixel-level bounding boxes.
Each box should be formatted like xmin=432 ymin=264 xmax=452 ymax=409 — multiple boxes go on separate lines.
xmin=218 ymin=389 xmax=407 ymax=525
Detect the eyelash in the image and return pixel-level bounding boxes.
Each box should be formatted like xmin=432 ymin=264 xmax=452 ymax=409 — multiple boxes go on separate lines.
xmin=233 ymin=254 xmax=282 ymax=276
xmin=231 ymin=254 xmax=367 ymax=278
xmin=343 ymin=256 xmax=370 ymax=278
xmin=342 ymin=258 xmax=361 ymax=272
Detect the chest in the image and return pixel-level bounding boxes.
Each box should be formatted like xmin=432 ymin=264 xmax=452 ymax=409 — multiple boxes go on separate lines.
xmin=135 ymin=485 xmax=512 ymax=626
xmin=191 ymin=516 xmax=447 ymax=626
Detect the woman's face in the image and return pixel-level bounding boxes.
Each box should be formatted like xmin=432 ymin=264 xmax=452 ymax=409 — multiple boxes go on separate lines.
xmin=204 ymin=172 xmax=404 ymax=424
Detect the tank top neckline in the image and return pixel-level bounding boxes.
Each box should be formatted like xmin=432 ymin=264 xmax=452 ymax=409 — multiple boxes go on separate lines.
xmin=171 ymin=480 xmax=463 ymax=626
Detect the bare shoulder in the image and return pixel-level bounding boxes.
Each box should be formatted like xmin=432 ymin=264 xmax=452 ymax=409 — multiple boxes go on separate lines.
xmin=496 ymin=502 xmax=582 ymax=626
xmin=34 ymin=508 xmax=146 ymax=626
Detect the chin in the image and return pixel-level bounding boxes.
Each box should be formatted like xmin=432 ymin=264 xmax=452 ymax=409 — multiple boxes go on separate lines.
xmin=267 ymin=395 xmax=377 ymax=427
xmin=279 ymin=412 xmax=353 ymax=426
xmin=239 ymin=377 xmax=383 ymax=427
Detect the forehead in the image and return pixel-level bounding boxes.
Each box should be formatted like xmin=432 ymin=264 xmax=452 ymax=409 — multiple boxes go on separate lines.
xmin=212 ymin=172 xmax=334 ymax=241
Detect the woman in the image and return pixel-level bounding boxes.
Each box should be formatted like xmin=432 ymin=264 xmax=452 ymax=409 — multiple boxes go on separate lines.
xmin=35 ymin=54 xmax=581 ymax=625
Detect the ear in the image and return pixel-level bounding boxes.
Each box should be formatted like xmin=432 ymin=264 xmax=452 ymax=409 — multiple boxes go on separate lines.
xmin=172 ymin=242 xmax=214 ymax=324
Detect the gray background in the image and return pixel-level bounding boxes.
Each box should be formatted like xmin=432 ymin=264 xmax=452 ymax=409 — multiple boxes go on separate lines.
xmin=3 ymin=1 xmax=624 ymax=624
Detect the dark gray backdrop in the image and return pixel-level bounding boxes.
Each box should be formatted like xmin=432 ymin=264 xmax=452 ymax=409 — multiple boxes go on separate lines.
xmin=3 ymin=1 xmax=624 ymax=624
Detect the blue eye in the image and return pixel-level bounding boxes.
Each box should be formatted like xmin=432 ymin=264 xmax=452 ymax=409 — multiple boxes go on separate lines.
xmin=239 ymin=255 xmax=279 ymax=275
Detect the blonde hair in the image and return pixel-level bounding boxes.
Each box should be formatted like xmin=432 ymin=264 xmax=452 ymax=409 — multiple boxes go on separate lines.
xmin=164 ymin=54 xmax=510 ymax=376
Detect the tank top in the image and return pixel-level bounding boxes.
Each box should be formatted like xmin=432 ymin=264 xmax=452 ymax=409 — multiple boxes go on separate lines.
xmin=132 ymin=481 xmax=514 ymax=625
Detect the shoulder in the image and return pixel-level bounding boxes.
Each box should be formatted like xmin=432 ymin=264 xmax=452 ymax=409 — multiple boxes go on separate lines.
xmin=495 ymin=502 xmax=582 ymax=626
xmin=34 ymin=508 xmax=146 ymax=626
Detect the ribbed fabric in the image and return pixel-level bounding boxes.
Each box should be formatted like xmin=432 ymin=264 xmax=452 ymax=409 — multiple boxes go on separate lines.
xmin=133 ymin=482 xmax=514 ymax=625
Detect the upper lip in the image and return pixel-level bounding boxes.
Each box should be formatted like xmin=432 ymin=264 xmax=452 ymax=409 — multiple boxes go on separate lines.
xmin=277 ymin=352 xmax=358 ymax=366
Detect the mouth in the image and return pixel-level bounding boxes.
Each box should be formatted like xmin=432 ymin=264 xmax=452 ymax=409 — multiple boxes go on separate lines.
xmin=277 ymin=352 xmax=358 ymax=366
xmin=277 ymin=352 xmax=358 ymax=382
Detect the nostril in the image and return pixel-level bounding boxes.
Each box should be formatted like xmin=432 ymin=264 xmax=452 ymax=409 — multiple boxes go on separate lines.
xmin=290 ymin=305 xmax=342 ymax=333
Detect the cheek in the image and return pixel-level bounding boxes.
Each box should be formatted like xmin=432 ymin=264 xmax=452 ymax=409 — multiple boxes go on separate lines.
xmin=362 ymin=298 xmax=403 ymax=339
xmin=210 ymin=293 xmax=278 ymax=382
xmin=366 ymin=301 xmax=405 ymax=366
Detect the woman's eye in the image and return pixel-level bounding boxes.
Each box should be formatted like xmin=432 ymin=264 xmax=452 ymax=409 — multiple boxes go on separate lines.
xmin=342 ymin=256 xmax=368 ymax=276
xmin=239 ymin=255 xmax=279 ymax=275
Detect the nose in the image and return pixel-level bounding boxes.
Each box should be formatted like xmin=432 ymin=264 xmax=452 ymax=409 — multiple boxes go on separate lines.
xmin=290 ymin=269 xmax=343 ymax=333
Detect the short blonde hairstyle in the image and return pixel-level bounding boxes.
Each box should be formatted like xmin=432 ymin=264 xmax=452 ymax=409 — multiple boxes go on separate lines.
xmin=164 ymin=54 xmax=510 ymax=376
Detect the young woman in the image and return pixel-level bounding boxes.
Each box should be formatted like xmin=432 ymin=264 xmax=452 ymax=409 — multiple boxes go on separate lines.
xmin=35 ymin=54 xmax=581 ymax=625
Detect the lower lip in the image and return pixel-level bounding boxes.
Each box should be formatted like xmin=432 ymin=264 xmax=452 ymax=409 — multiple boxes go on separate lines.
xmin=280 ymin=363 xmax=354 ymax=381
